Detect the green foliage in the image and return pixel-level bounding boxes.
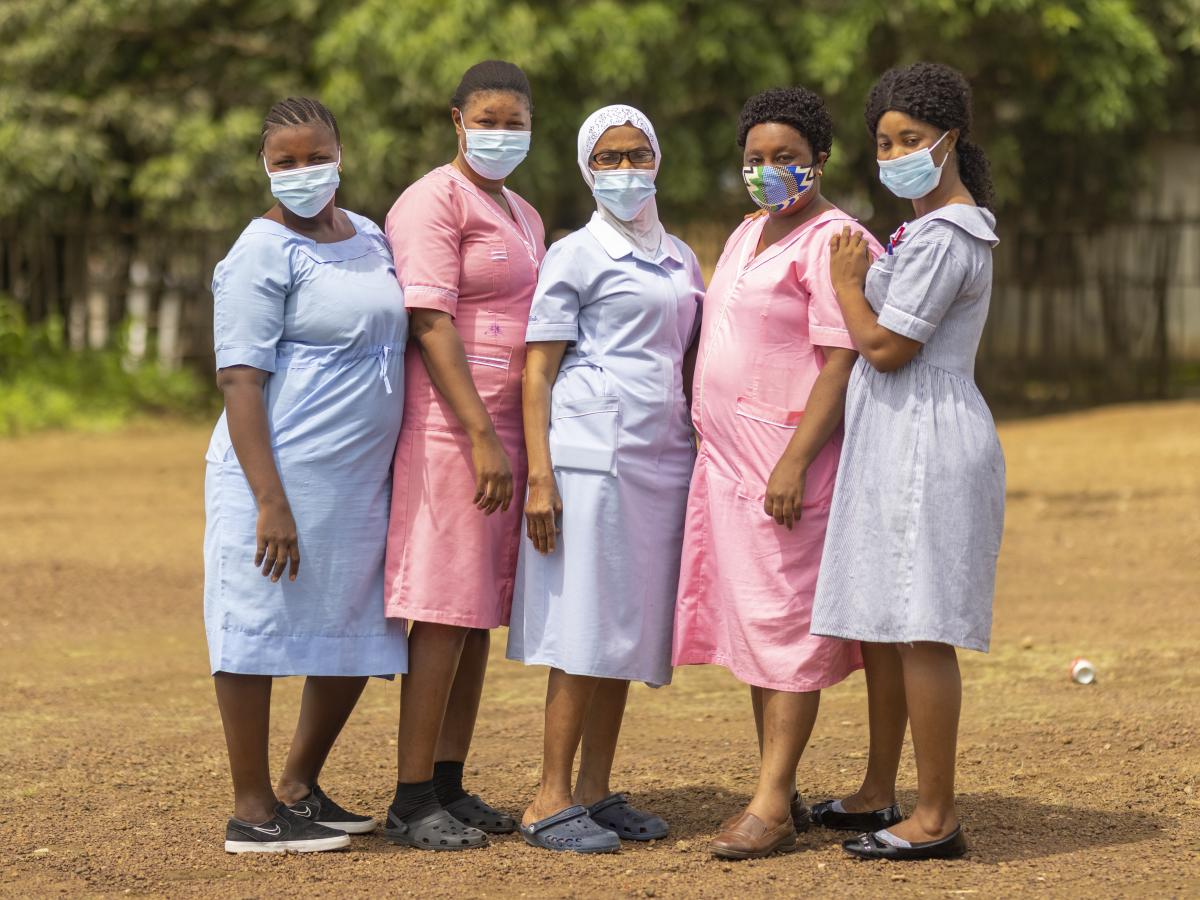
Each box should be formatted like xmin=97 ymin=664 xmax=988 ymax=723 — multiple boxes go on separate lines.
xmin=0 ymin=300 xmax=211 ymax=436
xmin=0 ymin=1 xmax=1195 ymax=230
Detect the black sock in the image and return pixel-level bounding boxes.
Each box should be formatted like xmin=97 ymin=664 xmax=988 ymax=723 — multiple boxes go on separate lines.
xmin=432 ymin=760 xmax=470 ymax=806
xmin=389 ymin=780 xmax=440 ymax=822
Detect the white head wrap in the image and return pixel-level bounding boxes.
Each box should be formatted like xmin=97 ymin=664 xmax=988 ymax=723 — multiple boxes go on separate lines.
xmin=576 ymin=104 xmax=666 ymax=257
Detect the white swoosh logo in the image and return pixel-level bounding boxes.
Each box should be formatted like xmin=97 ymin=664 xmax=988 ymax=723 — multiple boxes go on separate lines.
xmin=292 ymin=805 xmax=313 ymax=818
xmin=254 ymin=823 xmax=282 ymax=836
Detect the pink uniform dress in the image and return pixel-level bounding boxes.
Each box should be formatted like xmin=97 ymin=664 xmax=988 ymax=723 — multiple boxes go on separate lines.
xmin=673 ymin=208 xmax=880 ymax=691
xmin=384 ymin=165 xmax=546 ymax=628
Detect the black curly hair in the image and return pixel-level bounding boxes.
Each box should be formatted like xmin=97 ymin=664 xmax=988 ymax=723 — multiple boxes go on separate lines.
xmin=259 ymin=97 xmax=339 ymax=155
xmin=736 ymin=86 xmax=833 ymax=161
xmin=865 ymin=62 xmax=994 ymax=210
xmin=451 ymin=59 xmax=532 ymax=111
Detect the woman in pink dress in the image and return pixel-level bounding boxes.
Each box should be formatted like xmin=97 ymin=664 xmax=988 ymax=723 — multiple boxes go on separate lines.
xmin=673 ymin=87 xmax=880 ymax=859
xmin=381 ymin=60 xmax=545 ymax=851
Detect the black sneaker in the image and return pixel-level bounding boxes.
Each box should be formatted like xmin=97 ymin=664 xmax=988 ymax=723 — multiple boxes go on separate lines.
xmin=225 ymin=803 xmax=351 ymax=854
xmin=289 ymin=783 xmax=377 ymax=834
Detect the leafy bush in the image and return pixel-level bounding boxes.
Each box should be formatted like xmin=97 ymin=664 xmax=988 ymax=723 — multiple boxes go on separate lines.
xmin=0 ymin=298 xmax=213 ymax=436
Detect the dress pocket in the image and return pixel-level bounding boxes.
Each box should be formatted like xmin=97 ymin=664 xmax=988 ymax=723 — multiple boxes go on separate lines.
xmin=549 ymin=396 xmax=620 ymax=474
xmin=733 ymin=396 xmax=804 ymax=503
xmin=463 ymin=340 xmax=512 ymax=415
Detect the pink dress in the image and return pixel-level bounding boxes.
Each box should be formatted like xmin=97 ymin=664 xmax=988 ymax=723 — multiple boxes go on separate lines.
xmin=384 ymin=165 xmax=545 ymax=628
xmin=673 ymin=209 xmax=880 ymax=691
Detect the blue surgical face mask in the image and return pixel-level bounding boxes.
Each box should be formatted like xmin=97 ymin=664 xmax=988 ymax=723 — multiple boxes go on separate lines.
xmin=264 ymin=155 xmax=340 ymax=218
xmin=878 ymin=132 xmax=949 ymax=200
xmin=591 ymin=169 xmax=657 ymax=221
xmin=458 ymin=116 xmax=531 ymax=180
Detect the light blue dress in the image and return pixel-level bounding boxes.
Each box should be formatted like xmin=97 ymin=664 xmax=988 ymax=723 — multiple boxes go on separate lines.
xmin=811 ymin=205 xmax=1005 ymax=651
xmin=204 ymin=211 xmax=409 ymax=676
xmin=507 ymin=214 xmax=704 ymax=687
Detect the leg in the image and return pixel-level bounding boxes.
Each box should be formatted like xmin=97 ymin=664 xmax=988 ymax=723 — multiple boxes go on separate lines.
xmin=573 ymin=678 xmax=630 ymax=807
xmin=841 ymin=641 xmax=907 ymax=812
xmin=396 ymin=621 xmax=470 ymax=782
xmin=523 ymin=668 xmax=600 ymax=826
xmin=213 ymin=673 xmax=277 ymax=823
xmin=275 ymin=676 xmax=369 ymax=804
xmin=744 ymin=688 xmax=820 ymax=825
xmin=434 ymin=627 xmax=489 ymax=765
xmin=888 ymin=641 xmax=961 ymax=842
xmin=751 ymin=685 xmax=765 ymax=757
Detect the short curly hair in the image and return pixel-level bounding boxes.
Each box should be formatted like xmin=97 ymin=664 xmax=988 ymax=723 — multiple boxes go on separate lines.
xmin=736 ymin=86 xmax=833 ymax=159
xmin=865 ymin=62 xmax=994 ymax=210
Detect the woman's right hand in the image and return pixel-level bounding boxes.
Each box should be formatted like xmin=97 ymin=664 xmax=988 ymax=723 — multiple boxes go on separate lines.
xmin=256 ymin=497 xmax=300 ymax=582
xmin=525 ymin=471 xmax=563 ymax=554
xmin=471 ymin=431 xmax=514 ymax=515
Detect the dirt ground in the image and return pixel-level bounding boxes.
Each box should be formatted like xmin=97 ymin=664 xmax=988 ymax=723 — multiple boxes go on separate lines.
xmin=1 ymin=401 xmax=1198 ymax=899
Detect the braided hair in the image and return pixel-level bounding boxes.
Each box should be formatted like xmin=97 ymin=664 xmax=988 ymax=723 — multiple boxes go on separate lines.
xmin=737 ymin=86 xmax=833 ymax=158
xmin=451 ymin=60 xmax=532 ymax=111
xmin=865 ymin=63 xmax=994 ymax=210
xmin=259 ymin=97 xmax=340 ymax=155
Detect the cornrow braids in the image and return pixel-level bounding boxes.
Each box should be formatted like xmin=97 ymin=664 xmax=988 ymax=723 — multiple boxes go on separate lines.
xmin=451 ymin=60 xmax=532 ymax=112
xmin=865 ymin=63 xmax=994 ymax=210
xmin=259 ymin=97 xmax=341 ymax=155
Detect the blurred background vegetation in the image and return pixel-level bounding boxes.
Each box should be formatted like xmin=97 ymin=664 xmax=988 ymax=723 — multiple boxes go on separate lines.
xmin=1 ymin=0 xmax=1198 ymax=433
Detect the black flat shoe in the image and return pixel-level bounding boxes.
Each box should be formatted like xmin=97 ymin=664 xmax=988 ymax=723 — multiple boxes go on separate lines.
xmin=842 ymin=826 xmax=967 ymax=861
xmin=809 ymin=799 xmax=902 ymax=832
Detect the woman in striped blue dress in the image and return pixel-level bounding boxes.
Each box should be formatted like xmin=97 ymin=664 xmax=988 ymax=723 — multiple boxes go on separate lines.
xmin=810 ymin=63 xmax=1005 ymax=862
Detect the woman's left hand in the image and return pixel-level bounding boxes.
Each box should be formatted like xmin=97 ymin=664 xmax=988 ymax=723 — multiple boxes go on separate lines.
xmin=829 ymin=225 xmax=872 ymax=293
xmin=764 ymin=453 xmax=807 ymax=530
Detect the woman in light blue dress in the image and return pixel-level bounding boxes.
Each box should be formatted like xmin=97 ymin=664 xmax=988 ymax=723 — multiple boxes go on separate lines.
xmin=510 ymin=105 xmax=704 ymax=853
xmin=810 ymin=64 xmax=1005 ymax=862
xmin=204 ymin=98 xmax=407 ymax=854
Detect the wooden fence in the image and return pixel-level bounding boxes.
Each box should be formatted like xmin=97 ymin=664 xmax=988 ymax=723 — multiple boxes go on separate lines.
xmin=3 ymin=214 xmax=1198 ymax=405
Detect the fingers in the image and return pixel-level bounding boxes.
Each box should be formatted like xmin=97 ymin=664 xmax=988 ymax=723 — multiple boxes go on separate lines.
xmin=270 ymin=544 xmax=289 ymax=582
xmin=287 ymin=543 xmax=300 ymax=581
xmin=765 ymin=494 xmax=801 ymax=529
xmin=255 ymin=534 xmax=267 ymax=569
xmin=260 ymin=545 xmax=276 ymax=577
xmin=527 ymin=509 xmax=554 ymax=554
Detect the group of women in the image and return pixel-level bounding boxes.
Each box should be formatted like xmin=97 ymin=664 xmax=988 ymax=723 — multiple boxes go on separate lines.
xmin=203 ymin=58 xmax=1005 ymax=864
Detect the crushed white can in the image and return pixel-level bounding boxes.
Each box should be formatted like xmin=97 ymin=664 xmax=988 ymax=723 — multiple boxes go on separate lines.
xmin=1069 ymin=657 xmax=1096 ymax=685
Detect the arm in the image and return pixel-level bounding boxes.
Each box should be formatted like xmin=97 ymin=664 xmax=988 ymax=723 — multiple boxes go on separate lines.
xmin=217 ymin=366 xmax=299 ymax=581
xmin=763 ymin=347 xmax=857 ymax=529
xmin=522 ymin=341 xmax=568 ymax=553
xmin=409 ymin=309 xmax=512 ymax=515
xmin=828 ymin=226 xmax=921 ymax=373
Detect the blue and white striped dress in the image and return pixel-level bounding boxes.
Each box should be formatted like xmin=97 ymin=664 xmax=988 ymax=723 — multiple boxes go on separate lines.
xmin=811 ymin=205 xmax=1005 ymax=652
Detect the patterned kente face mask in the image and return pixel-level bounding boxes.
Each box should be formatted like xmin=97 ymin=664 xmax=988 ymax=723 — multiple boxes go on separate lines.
xmin=741 ymin=164 xmax=817 ymax=213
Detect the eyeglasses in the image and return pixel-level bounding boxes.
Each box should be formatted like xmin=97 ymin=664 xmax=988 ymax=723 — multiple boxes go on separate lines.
xmin=591 ymin=149 xmax=656 ymax=168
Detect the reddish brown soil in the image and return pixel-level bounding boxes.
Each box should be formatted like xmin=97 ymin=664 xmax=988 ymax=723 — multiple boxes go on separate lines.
xmin=1 ymin=402 xmax=1198 ymax=898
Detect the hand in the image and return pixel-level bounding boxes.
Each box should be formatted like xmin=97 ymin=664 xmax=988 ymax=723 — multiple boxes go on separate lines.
xmin=525 ymin=471 xmax=563 ymax=554
xmin=255 ymin=497 xmax=300 ymax=582
xmin=763 ymin=453 xmax=807 ymax=530
xmin=829 ymin=225 xmax=872 ymax=294
xmin=743 ymin=208 xmax=768 ymax=221
xmin=471 ymin=431 xmax=513 ymax=515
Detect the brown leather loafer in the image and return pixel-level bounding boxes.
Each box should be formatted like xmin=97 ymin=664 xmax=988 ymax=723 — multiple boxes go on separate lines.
xmin=710 ymin=810 xmax=797 ymax=860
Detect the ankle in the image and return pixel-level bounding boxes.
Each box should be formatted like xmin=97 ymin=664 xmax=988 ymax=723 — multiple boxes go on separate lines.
xmin=274 ymin=776 xmax=312 ymax=806
xmin=911 ymin=803 xmax=958 ymax=835
xmin=745 ymin=787 xmax=793 ymax=825
xmin=572 ymin=781 xmax=611 ymax=808
xmin=852 ymin=783 xmax=897 ymax=810
xmin=233 ymin=796 xmax=279 ymax=825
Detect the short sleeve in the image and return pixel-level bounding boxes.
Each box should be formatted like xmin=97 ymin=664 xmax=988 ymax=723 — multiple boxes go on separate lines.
xmin=525 ymin=240 xmax=582 ymax=343
xmin=212 ymin=235 xmax=293 ymax=372
xmin=805 ymin=225 xmax=880 ymax=351
xmin=385 ymin=176 xmax=462 ymax=316
xmin=877 ymin=225 xmax=967 ymax=343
